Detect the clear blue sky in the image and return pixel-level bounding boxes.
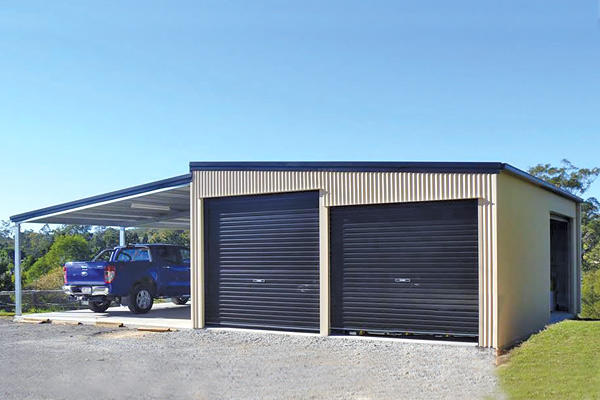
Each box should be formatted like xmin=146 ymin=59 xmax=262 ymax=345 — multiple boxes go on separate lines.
xmin=1 ymin=1 xmax=599 ymax=224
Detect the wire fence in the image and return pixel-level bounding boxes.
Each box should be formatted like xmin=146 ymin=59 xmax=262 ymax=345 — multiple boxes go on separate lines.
xmin=0 ymin=290 xmax=86 ymax=312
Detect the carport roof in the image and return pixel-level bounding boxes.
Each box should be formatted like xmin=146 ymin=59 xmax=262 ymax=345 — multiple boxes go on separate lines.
xmin=10 ymin=174 xmax=191 ymax=229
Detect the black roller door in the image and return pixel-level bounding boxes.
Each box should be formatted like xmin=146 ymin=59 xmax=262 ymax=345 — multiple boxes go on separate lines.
xmin=205 ymin=191 xmax=320 ymax=332
xmin=330 ymin=200 xmax=479 ymax=338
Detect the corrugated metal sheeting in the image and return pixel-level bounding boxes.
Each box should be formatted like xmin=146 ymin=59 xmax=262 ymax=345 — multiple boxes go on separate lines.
xmin=194 ymin=170 xmax=490 ymax=207
xmin=191 ymin=170 xmax=498 ymax=347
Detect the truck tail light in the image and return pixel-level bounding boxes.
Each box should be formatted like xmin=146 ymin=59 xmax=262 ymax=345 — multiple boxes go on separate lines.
xmin=63 ymin=266 xmax=67 ymax=284
xmin=104 ymin=265 xmax=116 ymax=284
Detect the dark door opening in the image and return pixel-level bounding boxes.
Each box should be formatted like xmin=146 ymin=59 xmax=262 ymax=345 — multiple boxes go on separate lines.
xmin=550 ymin=218 xmax=571 ymax=312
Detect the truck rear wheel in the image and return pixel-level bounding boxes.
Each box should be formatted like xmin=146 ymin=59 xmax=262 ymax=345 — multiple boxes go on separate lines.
xmin=171 ymin=297 xmax=188 ymax=305
xmin=128 ymin=284 xmax=154 ymax=314
xmin=89 ymin=299 xmax=111 ymax=313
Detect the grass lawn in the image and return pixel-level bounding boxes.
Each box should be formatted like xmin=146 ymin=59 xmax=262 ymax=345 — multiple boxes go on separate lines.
xmin=0 ymin=308 xmax=63 ymax=317
xmin=0 ymin=310 xmax=15 ymax=317
xmin=498 ymin=320 xmax=600 ymax=399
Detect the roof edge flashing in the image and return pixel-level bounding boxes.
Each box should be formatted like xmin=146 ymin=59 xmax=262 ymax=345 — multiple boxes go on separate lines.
xmin=189 ymin=161 xmax=506 ymax=174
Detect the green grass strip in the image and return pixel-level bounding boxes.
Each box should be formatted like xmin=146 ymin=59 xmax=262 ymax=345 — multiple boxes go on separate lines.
xmin=498 ymin=320 xmax=600 ymax=400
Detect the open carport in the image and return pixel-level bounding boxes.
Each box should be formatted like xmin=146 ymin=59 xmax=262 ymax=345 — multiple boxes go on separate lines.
xmin=9 ymin=174 xmax=193 ymax=329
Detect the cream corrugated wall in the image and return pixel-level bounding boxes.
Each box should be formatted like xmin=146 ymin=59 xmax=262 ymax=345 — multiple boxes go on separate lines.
xmin=190 ymin=177 xmax=198 ymax=329
xmin=191 ymin=170 xmax=498 ymax=348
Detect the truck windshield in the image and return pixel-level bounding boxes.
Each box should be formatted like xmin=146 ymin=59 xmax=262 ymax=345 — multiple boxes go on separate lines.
xmin=92 ymin=249 xmax=114 ymax=262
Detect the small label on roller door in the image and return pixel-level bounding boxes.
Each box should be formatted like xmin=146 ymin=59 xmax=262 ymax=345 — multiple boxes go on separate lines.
xmin=394 ymin=278 xmax=411 ymax=283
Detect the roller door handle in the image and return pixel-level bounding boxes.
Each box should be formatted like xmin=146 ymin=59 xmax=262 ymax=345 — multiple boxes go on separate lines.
xmin=394 ymin=278 xmax=411 ymax=283
xmin=252 ymin=279 xmax=266 ymax=283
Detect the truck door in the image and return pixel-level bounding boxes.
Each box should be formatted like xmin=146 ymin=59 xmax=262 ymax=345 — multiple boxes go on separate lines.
xmin=124 ymin=247 xmax=152 ymax=279
xmin=156 ymin=247 xmax=190 ymax=296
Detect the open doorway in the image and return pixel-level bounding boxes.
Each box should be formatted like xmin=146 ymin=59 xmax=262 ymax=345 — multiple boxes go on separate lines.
xmin=550 ymin=217 xmax=571 ymax=313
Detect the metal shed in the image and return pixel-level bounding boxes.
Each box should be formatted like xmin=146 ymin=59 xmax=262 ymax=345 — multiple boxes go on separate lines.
xmin=10 ymin=162 xmax=582 ymax=350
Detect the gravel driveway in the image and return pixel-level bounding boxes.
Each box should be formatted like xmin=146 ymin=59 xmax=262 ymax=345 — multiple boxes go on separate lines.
xmin=0 ymin=318 xmax=499 ymax=399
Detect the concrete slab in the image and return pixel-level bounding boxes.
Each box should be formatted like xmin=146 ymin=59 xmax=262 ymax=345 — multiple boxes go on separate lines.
xmin=14 ymin=302 xmax=192 ymax=330
xmin=15 ymin=304 xmax=477 ymax=347
xmin=206 ymin=327 xmax=478 ymax=347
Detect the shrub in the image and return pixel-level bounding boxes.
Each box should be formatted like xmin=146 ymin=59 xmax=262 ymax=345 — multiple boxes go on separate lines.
xmin=581 ymin=269 xmax=600 ymax=319
xmin=27 ymin=235 xmax=89 ymax=282
xmin=27 ymin=268 xmax=64 ymax=290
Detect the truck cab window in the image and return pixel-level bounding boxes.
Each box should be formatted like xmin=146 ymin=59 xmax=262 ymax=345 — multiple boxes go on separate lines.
xmin=116 ymin=249 xmax=136 ymax=262
xmin=180 ymin=249 xmax=190 ymax=264
xmin=157 ymin=247 xmax=181 ymax=263
xmin=134 ymin=249 xmax=150 ymax=261
xmin=93 ymin=249 xmax=114 ymax=262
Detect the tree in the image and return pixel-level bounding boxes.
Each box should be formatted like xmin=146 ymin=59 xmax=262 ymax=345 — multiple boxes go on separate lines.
xmin=528 ymin=160 xmax=600 ymax=273
xmin=528 ymin=159 xmax=600 ymax=197
xmin=581 ymin=269 xmax=600 ymax=319
xmin=582 ymin=202 xmax=600 ymax=273
xmin=54 ymin=225 xmax=92 ymax=239
xmin=139 ymin=229 xmax=189 ymax=247
xmin=26 ymin=235 xmax=90 ymax=282
xmin=22 ymin=228 xmax=53 ymax=260
xmin=584 ymin=244 xmax=600 ymax=274
xmin=125 ymin=230 xmax=141 ymax=246
xmin=28 ymin=268 xmax=64 ymax=290
xmin=89 ymin=227 xmax=120 ymax=256
xmin=0 ymin=220 xmax=12 ymax=245
xmin=0 ymin=247 xmax=13 ymax=291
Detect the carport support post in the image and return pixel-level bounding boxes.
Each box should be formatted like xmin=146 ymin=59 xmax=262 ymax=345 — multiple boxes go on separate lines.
xmin=119 ymin=227 xmax=126 ymax=246
xmin=319 ymin=191 xmax=330 ymax=336
xmin=14 ymin=223 xmax=22 ymax=316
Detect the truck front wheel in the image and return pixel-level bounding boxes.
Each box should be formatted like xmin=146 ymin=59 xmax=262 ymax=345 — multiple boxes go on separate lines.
xmin=128 ymin=284 xmax=154 ymax=314
xmin=89 ymin=299 xmax=111 ymax=313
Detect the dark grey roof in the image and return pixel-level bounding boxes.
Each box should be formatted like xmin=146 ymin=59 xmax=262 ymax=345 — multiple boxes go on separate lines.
xmin=189 ymin=161 xmax=506 ymax=173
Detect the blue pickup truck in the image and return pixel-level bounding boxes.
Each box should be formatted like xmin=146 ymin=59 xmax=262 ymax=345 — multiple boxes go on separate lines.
xmin=63 ymin=244 xmax=190 ymax=314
